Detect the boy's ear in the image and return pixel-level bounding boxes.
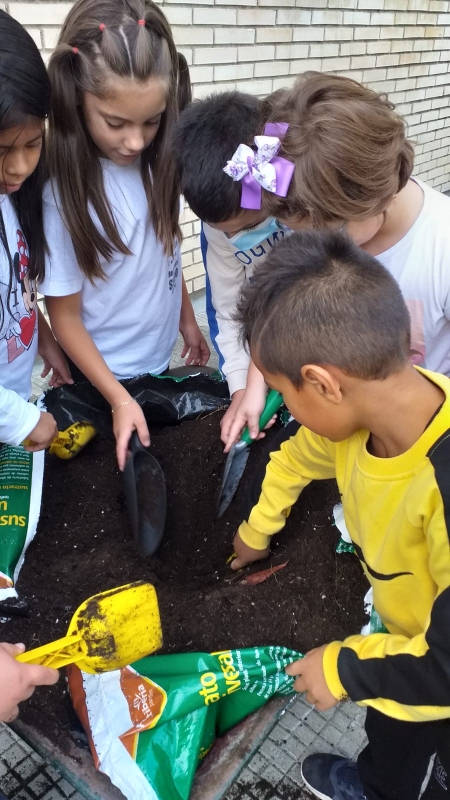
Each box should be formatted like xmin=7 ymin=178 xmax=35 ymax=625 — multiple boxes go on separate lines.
xmin=301 ymin=365 xmax=342 ymax=404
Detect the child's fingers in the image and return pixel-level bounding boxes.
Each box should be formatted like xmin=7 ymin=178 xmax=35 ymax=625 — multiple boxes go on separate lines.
xmin=27 ymin=663 xmax=60 ymax=688
xmin=285 ymin=659 xmax=304 ymax=677
xmin=0 ymin=642 xmax=25 ymax=657
xmin=230 ymin=556 xmax=247 ymax=570
xmin=40 ymin=361 xmax=51 ymax=378
xmin=224 ymin=416 xmax=247 ymax=452
xmin=115 ymin=434 xmax=129 ymax=472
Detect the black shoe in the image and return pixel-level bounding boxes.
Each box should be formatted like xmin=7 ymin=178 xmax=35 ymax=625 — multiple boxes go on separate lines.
xmin=301 ymin=754 xmax=367 ymax=800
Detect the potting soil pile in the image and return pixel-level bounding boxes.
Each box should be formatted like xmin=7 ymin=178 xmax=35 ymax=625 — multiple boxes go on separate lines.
xmin=68 ymin=646 xmax=301 ymax=800
xmin=4 ymin=412 xmax=368 ymax=757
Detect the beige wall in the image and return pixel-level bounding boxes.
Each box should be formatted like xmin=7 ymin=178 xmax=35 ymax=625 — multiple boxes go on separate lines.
xmin=7 ymin=0 xmax=450 ymax=292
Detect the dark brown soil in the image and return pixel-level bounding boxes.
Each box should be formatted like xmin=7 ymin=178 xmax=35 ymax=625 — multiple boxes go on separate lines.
xmin=4 ymin=414 xmax=368 ymax=754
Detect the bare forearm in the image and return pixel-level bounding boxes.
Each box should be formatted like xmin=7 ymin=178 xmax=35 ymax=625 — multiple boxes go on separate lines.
xmin=46 ymin=302 xmax=129 ymax=407
xmin=37 ymin=308 xmax=56 ymax=353
xmin=180 ymin=276 xmax=196 ymax=326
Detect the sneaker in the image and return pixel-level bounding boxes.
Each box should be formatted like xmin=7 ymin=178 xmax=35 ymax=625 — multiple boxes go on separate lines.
xmin=301 ymin=754 xmax=367 ymax=800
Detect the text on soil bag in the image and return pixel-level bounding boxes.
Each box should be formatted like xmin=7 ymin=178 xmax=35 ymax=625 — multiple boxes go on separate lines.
xmin=0 ymin=445 xmax=33 ymax=587
xmin=199 ymin=650 xmax=241 ymax=705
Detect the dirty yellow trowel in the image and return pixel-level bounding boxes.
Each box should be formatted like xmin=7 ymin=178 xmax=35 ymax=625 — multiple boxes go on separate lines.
xmin=23 ymin=422 xmax=97 ymax=459
xmin=16 ymin=581 xmax=162 ymax=673
xmin=49 ymin=422 xmax=97 ymax=460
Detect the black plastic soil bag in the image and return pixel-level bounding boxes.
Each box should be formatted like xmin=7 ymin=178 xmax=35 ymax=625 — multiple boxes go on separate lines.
xmin=43 ymin=368 xmax=231 ymax=435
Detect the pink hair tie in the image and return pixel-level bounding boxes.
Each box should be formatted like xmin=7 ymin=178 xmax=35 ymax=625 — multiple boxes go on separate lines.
xmin=137 ymin=19 xmax=146 ymax=25
xmin=72 ymin=46 xmax=79 ymax=54
xmin=99 ymin=23 xmax=106 ymax=31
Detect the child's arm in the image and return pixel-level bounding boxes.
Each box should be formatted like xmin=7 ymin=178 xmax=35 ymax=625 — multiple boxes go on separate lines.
xmin=201 ymin=225 xmax=252 ymax=431
xmin=307 ymin=506 xmax=450 ymax=723
xmin=45 ymin=293 xmax=150 ymax=471
xmin=37 ymin=309 xmax=73 ymax=388
xmin=0 ymin=642 xmax=58 ymax=722
xmin=231 ymin=426 xmax=336 ymax=569
xmin=179 ymin=277 xmax=210 ymax=366
xmin=0 ymin=377 xmax=57 ymax=450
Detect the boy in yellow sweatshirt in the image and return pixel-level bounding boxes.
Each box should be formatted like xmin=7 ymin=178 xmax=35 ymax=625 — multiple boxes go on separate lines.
xmin=231 ymin=229 xmax=450 ymax=800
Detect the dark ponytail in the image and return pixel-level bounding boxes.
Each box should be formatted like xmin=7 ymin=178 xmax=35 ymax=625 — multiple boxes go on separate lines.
xmin=0 ymin=9 xmax=50 ymax=283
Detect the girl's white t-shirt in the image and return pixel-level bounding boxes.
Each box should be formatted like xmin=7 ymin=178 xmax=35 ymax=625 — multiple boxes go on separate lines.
xmin=41 ymin=159 xmax=182 ymax=380
xmin=0 ymin=196 xmax=40 ymax=445
xmin=378 ymin=179 xmax=450 ymax=377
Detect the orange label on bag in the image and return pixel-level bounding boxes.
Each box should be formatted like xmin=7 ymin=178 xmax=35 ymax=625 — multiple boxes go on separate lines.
xmin=120 ymin=667 xmax=167 ymax=732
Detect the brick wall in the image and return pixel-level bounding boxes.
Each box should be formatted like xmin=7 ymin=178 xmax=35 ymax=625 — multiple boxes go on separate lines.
xmin=6 ymin=0 xmax=450 ymax=292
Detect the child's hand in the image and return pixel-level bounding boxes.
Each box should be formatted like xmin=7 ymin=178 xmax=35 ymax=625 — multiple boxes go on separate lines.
xmin=231 ymin=531 xmax=270 ymax=570
xmin=224 ymin=382 xmax=275 ymax=453
xmin=285 ymin=645 xmax=339 ymax=711
xmin=112 ymin=399 xmax=150 ymax=471
xmin=0 ymin=642 xmax=59 ymax=722
xmin=179 ymin=320 xmax=210 ymax=366
xmin=220 ymin=389 xmax=245 ymax=445
xmin=39 ymin=340 xmax=74 ymax=388
xmin=24 ymin=411 xmax=58 ymax=452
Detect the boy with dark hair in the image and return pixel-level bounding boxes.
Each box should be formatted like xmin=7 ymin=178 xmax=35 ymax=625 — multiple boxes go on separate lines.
xmin=232 ymin=229 xmax=450 ymax=800
xmin=173 ymin=92 xmax=287 ymax=444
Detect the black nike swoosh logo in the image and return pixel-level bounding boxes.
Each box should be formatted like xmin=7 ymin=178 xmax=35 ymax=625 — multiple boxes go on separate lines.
xmin=352 ymin=542 xmax=413 ymax=581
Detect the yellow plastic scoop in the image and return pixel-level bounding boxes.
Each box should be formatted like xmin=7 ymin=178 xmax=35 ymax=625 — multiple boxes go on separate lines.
xmin=16 ymin=581 xmax=162 ymax=674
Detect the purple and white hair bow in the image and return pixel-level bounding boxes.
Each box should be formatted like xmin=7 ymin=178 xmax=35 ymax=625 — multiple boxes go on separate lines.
xmin=223 ymin=122 xmax=295 ymax=210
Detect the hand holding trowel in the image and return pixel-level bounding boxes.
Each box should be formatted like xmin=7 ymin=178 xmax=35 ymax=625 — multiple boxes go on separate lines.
xmin=216 ymin=389 xmax=283 ymax=518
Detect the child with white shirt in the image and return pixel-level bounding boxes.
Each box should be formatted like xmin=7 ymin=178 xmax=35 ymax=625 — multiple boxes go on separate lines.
xmin=0 ymin=8 xmax=64 ymax=724
xmin=41 ymin=0 xmax=210 ymax=470
xmin=222 ymin=73 xmax=450 ymax=453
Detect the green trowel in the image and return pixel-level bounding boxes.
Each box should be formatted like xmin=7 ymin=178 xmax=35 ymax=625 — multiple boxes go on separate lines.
xmin=216 ymin=389 xmax=283 ymax=518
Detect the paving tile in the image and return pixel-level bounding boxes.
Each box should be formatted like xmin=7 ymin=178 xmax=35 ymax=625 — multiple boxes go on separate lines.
xmin=277 ymin=774 xmax=309 ymax=799
xmin=236 ymin=768 xmax=257 ymax=786
xmin=340 ymin=701 xmax=363 ymax=719
xmin=12 ymin=790 xmax=35 ymax=800
xmin=55 ymin=778 xmax=76 ymax=797
xmin=331 ymin=710 xmax=351 ymax=733
xmin=0 ymin=727 xmax=15 ymax=751
xmin=28 ymin=772 xmax=54 ymax=796
xmin=290 ymin=724 xmax=316 ymax=747
xmin=41 ymin=789 xmax=67 ymax=800
xmin=15 ymin=758 xmax=40 ymax=781
xmin=335 ymin=733 xmax=361 ymax=760
xmin=291 ymin=698 xmax=315 ymax=721
xmin=278 ymin=711 xmax=301 ymax=733
xmin=245 ymin=777 xmax=277 ymax=800
xmin=285 ymin=734 xmax=309 ymax=760
xmin=260 ymin=761 xmax=284 ymax=786
xmin=1 ymin=771 xmax=21 ymax=795
xmin=321 ymin=723 xmax=343 ymax=747
xmin=303 ymin=712 xmax=327 ymax=734
xmin=269 ymin=723 xmax=291 ymax=746
xmin=247 ymin=753 xmax=268 ymax=774
xmin=45 ymin=766 xmax=62 ymax=782
xmin=2 ymin=744 xmax=28 ymax=768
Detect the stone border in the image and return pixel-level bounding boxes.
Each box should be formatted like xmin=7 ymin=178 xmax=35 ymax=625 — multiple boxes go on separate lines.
xmin=10 ymin=698 xmax=290 ymax=800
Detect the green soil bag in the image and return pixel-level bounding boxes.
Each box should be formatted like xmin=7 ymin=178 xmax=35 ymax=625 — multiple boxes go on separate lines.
xmin=0 ymin=443 xmax=44 ymax=602
xmin=68 ymin=645 xmax=302 ymax=800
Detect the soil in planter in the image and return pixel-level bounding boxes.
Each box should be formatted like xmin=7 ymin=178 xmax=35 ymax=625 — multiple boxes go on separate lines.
xmin=4 ymin=413 xmax=368 ymax=754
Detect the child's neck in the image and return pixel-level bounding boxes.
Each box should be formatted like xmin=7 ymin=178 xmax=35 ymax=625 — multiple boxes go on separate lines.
xmin=356 ymin=367 xmax=445 ymax=458
xmin=362 ymin=179 xmax=424 ymax=257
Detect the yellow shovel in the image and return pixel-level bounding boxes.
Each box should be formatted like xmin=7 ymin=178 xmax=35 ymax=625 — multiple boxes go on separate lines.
xmin=23 ymin=422 xmax=97 ymax=459
xmin=16 ymin=582 xmax=162 ymax=674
